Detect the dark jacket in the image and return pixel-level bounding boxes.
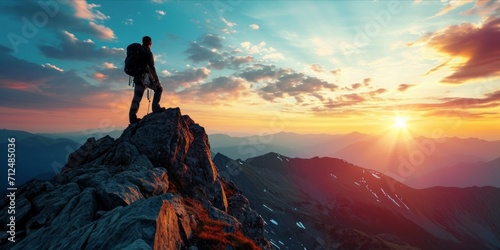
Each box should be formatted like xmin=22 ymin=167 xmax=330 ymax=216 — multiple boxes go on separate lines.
xmin=144 ymin=46 xmax=159 ymax=83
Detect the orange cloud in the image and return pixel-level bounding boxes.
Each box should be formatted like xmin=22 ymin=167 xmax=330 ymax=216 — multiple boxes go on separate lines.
xmin=72 ymin=1 xmax=109 ymax=21
xmin=70 ymin=0 xmax=115 ymax=40
xmin=93 ymin=72 xmax=107 ymax=81
xmin=89 ymin=22 xmax=115 ymax=40
xmin=424 ymin=109 xmax=492 ymax=119
xmin=462 ymin=0 xmax=500 ymax=17
xmin=310 ymin=64 xmax=324 ymax=73
xmin=432 ymin=0 xmax=474 ymax=17
xmin=407 ymin=90 xmax=500 ymax=118
xmin=397 ymin=84 xmax=415 ymax=92
xmin=419 ymin=17 xmax=500 ymax=83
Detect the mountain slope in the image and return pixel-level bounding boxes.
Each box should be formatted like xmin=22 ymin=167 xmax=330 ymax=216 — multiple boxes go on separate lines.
xmin=40 ymin=129 xmax=124 ymax=144
xmin=332 ymin=135 xmax=500 ymax=183
xmin=209 ymin=131 xmax=369 ymax=160
xmin=0 ymin=108 xmax=270 ymax=249
xmin=209 ymin=132 xmax=500 ymax=188
xmin=0 ymin=130 xmax=80 ymax=189
xmin=405 ymin=157 xmax=500 ymax=188
xmin=214 ymin=152 xmax=500 ymax=249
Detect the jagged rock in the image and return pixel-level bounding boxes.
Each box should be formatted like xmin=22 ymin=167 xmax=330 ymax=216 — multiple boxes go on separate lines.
xmin=85 ymin=194 xmax=189 ymax=250
xmin=55 ymin=164 xmax=108 ymax=185
xmin=208 ymin=205 xmax=242 ymax=233
xmin=121 ymin=240 xmax=151 ymax=250
xmin=10 ymin=188 xmax=97 ymax=250
xmin=7 ymin=197 xmax=31 ymax=237
xmin=114 ymin=168 xmax=169 ymax=198
xmin=95 ymin=179 xmax=144 ymax=210
xmin=62 ymin=135 xmax=115 ymax=172
xmin=120 ymin=108 xmax=228 ymax=212
xmin=228 ymin=194 xmax=265 ymax=239
xmin=26 ymin=182 xmax=81 ymax=232
xmin=0 ymin=108 xmax=269 ymax=249
xmin=70 ymin=168 xmax=112 ymax=189
xmin=101 ymin=141 xmax=140 ymax=166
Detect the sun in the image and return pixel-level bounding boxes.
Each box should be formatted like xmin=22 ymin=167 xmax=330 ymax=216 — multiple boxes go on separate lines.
xmin=393 ymin=116 xmax=407 ymax=129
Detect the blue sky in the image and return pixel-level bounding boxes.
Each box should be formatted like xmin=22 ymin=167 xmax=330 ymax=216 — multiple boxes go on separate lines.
xmin=0 ymin=0 xmax=499 ymax=139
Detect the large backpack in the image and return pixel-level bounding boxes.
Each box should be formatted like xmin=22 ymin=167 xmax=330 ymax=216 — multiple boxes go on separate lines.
xmin=124 ymin=43 xmax=147 ymax=76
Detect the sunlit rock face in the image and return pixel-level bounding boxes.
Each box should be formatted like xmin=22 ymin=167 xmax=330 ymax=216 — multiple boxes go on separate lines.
xmin=0 ymin=108 xmax=270 ymax=250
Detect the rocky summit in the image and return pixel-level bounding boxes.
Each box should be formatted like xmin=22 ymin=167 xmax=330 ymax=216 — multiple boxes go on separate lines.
xmin=0 ymin=108 xmax=270 ymax=250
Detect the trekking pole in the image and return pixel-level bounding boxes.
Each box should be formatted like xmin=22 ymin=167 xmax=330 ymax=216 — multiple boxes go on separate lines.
xmin=147 ymin=89 xmax=151 ymax=114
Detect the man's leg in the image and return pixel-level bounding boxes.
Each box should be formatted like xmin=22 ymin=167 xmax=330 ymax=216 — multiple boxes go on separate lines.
xmin=151 ymin=82 xmax=164 ymax=112
xmin=129 ymin=82 xmax=145 ymax=123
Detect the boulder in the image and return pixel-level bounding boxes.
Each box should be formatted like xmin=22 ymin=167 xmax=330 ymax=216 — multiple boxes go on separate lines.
xmin=0 ymin=108 xmax=269 ymax=249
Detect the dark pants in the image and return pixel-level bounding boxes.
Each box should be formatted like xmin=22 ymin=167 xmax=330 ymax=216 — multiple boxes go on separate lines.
xmin=129 ymin=76 xmax=163 ymax=123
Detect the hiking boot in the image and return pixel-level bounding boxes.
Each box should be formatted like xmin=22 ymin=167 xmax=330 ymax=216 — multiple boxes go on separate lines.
xmin=152 ymin=107 xmax=166 ymax=113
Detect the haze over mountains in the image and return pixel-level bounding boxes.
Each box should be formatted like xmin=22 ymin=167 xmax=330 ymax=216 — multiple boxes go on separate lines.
xmin=0 ymin=129 xmax=124 ymax=190
xmin=209 ymin=132 xmax=500 ymax=188
xmin=2 ymin=129 xmax=499 ymax=190
xmin=0 ymin=129 xmax=80 ymax=190
xmin=1 ymin=116 xmax=499 ymax=249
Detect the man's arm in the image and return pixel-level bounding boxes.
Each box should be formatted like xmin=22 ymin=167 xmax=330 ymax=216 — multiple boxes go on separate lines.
xmin=146 ymin=50 xmax=159 ymax=82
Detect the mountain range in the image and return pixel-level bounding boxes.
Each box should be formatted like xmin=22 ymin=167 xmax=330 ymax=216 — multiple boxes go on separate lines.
xmin=0 ymin=129 xmax=80 ymax=190
xmin=1 ymin=109 xmax=499 ymax=249
xmin=405 ymin=158 xmax=500 ymax=188
xmin=209 ymin=132 xmax=500 ymax=188
xmin=214 ymin=152 xmax=500 ymax=249
xmin=3 ymin=129 xmax=498 ymax=190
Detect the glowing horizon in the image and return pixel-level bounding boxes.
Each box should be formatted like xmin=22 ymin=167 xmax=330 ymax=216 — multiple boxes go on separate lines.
xmin=0 ymin=0 xmax=499 ymax=141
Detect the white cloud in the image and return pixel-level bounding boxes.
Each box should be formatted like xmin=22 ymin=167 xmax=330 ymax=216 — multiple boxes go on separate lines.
xmin=123 ymin=19 xmax=134 ymax=25
xmin=154 ymin=54 xmax=167 ymax=64
xmin=89 ymin=22 xmax=116 ymax=40
xmin=39 ymin=31 xmax=123 ymax=61
xmin=241 ymin=41 xmax=285 ymax=60
xmin=63 ymin=31 xmax=78 ymax=42
xmin=250 ymin=24 xmax=260 ymax=30
xmin=103 ymin=62 xmax=117 ymax=69
xmin=240 ymin=41 xmax=267 ymax=54
xmin=156 ymin=10 xmax=166 ymax=16
xmin=240 ymin=42 xmax=251 ymax=51
xmin=221 ymin=28 xmax=235 ymax=34
xmin=222 ymin=17 xmax=236 ymax=27
xmin=42 ymin=63 xmax=64 ymax=72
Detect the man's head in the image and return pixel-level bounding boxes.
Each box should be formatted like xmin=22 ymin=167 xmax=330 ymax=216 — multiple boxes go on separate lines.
xmin=142 ymin=36 xmax=152 ymax=48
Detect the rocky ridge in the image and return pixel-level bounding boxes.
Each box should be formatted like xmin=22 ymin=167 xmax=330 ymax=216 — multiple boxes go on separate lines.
xmin=0 ymin=108 xmax=270 ymax=250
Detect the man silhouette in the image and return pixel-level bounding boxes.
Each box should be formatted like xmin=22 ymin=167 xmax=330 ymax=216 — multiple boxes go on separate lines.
xmin=129 ymin=36 xmax=165 ymax=124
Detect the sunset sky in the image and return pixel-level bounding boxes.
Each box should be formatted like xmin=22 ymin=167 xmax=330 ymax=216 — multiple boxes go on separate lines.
xmin=0 ymin=0 xmax=499 ymax=140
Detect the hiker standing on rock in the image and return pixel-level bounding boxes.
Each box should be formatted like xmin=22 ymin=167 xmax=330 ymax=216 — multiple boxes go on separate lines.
xmin=126 ymin=36 xmax=165 ymax=124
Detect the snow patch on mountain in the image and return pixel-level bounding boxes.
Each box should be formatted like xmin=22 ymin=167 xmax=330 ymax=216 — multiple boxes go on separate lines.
xmin=381 ymin=188 xmax=401 ymax=207
xmin=296 ymin=222 xmax=306 ymax=229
